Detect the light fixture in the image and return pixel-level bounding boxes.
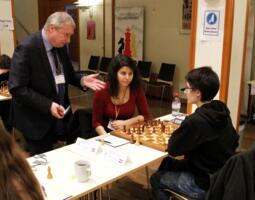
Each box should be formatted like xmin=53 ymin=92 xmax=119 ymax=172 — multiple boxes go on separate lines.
xmin=74 ymin=0 xmax=100 ymax=9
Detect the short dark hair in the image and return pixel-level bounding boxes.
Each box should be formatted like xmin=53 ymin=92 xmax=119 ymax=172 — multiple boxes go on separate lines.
xmin=107 ymin=54 xmax=141 ymax=97
xmin=185 ymin=66 xmax=219 ymax=101
xmin=0 ymin=54 xmax=11 ymax=69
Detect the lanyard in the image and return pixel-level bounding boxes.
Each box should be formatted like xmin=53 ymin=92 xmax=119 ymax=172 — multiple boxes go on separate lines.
xmin=114 ymin=105 xmax=120 ymax=119
xmin=112 ymin=87 xmax=128 ymax=120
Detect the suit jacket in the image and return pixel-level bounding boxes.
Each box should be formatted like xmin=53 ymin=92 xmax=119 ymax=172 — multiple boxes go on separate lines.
xmin=9 ymin=31 xmax=82 ymax=140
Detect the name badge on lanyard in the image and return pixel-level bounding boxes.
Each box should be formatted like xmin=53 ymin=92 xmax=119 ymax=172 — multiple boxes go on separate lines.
xmin=55 ymin=74 xmax=65 ymax=84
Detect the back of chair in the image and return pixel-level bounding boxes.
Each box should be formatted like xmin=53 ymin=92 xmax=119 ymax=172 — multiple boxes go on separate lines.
xmin=137 ymin=60 xmax=152 ymax=80
xmin=158 ymin=63 xmax=176 ymax=82
xmin=88 ymin=55 xmax=100 ymax=71
xmin=99 ymin=57 xmax=112 ymax=73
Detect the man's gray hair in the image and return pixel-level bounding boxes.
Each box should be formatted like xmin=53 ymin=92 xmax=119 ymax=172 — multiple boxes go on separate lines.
xmin=44 ymin=12 xmax=76 ymax=30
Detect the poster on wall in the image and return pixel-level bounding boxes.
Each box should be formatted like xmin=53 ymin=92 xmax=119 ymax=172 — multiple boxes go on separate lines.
xmin=0 ymin=18 xmax=14 ymax=31
xmin=181 ymin=0 xmax=192 ymax=34
xmin=200 ymin=6 xmax=224 ymax=41
xmin=115 ymin=7 xmax=144 ymax=61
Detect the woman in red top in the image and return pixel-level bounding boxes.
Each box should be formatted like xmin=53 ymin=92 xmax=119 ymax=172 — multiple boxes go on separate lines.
xmin=93 ymin=54 xmax=150 ymax=135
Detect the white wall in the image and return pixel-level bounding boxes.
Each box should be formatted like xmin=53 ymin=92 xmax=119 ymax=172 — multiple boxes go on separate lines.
xmin=81 ymin=0 xmax=191 ymax=94
xmin=195 ymin=0 xmax=225 ymax=90
xmin=228 ymin=0 xmax=248 ymax=127
xmin=0 ymin=0 xmax=15 ymax=56
xmin=14 ymin=0 xmax=39 ymax=43
xmin=115 ymin=0 xmax=190 ymax=93
xmin=194 ymin=0 xmax=248 ymax=127
xmin=79 ymin=1 xmax=104 ymax=69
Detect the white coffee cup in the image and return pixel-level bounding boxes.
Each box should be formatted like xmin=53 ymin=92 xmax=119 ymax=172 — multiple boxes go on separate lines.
xmin=74 ymin=160 xmax=91 ymax=182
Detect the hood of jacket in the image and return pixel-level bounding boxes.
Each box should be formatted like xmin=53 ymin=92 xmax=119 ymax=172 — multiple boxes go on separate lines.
xmin=196 ymin=100 xmax=230 ymax=127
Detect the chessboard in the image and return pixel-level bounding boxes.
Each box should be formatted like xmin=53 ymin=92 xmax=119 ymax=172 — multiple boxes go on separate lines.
xmin=0 ymin=81 xmax=11 ymax=97
xmin=111 ymin=119 xmax=180 ymax=152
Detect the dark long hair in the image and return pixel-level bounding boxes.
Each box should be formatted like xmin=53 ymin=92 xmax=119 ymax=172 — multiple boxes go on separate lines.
xmin=107 ymin=54 xmax=142 ymax=97
xmin=0 ymin=131 xmax=44 ymax=200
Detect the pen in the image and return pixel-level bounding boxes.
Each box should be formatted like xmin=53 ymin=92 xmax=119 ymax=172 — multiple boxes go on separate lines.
xmin=64 ymin=105 xmax=71 ymax=115
xmin=96 ymin=138 xmax=111 ymax=144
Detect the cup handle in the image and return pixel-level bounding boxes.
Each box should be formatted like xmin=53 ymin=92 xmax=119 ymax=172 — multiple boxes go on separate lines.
xmin=87 ymin=168 xmax=91 ymax=177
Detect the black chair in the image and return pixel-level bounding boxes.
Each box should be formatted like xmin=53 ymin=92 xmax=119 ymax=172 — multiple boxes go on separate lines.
xmin=83 ymin=55 xmax=100 ymax=75
xmin=75 ymin=55 xmax=100 ymax=77
xmin=99 ymin=56 xmax=112 ymax=80
xmin=149 ymin=63 xmax=175 ymax=102
xmin=206 ymin=144 xmax=255 ymax=200
xmin=67 ymin=107 xmax=96 ymax=144
xmin=137 ymin=60 xmax=152 ymax=92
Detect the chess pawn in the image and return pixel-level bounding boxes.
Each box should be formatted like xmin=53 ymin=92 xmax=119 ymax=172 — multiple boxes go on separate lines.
xmin=47 ymin=166 xmax=53 ymax=179
xmin=135 ymin=134 xmax=140 ymax=145
xmin=130 ymin=133 xmax=135 ymax=144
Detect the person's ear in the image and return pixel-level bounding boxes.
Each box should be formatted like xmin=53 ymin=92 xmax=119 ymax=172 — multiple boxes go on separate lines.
xmin=48 ymin=25 xmax=55 ymax=33
xmin=195 ymin=90 xmax=201 ymax=99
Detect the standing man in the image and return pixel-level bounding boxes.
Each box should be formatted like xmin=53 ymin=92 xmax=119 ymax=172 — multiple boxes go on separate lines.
xmin=9 ymin=12 xmax=105 ymax=155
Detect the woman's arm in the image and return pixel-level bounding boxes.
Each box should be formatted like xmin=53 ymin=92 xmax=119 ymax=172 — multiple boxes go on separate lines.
xmin=92 ymin=89 xmax=107 ymax=135
xmin=136 ymin=88 xmax=150 ymax=119
xmin=111 ymin=115 xmax=144 ymax=130
xmin=95 ymin=125 xmax=108 ymax=135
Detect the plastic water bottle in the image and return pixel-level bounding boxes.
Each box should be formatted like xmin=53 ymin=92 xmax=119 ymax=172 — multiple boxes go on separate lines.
xmin=172 ymin=92 xmax=181 ymax=116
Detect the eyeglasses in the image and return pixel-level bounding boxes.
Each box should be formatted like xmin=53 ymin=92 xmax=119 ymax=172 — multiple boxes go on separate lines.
xmin=180 ymin=87 xmax=195 ymax=92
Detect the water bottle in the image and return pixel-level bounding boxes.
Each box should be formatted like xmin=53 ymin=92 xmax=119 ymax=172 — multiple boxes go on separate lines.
xmin=172 ymin=92 xmax=181 ymax=116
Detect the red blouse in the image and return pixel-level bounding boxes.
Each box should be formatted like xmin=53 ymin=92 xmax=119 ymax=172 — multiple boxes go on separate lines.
xmin=92 ymin=85 xmax=150 ymax=129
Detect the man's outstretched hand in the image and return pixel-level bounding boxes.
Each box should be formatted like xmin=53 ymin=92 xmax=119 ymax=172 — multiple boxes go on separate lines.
xmin=81 ymin=73 xmax=106 ymax=91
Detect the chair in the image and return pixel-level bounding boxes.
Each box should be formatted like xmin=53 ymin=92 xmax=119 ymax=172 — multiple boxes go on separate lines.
xmin=206 ymin=144 xmax=255 ymax=200
xmin=164 ymin=189 xmax=191 ymax=200
xmin=137 ymin=60 xmax=152 ymax=92
xmin=99 ymin=56 xmax=112 ymax=80
xmin=149 ymin=63 xmax=175 ymax=102
xmin=75 ymin=55 xmax=100 ymax=77
xmin=67 ymin=107 xmax=96 ymax=144
xmin=83 ymin=55 xmax=100 ymax=75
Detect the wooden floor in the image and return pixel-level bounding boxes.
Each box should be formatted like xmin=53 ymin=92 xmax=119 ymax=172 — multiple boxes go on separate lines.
xmin=1 ymin=85 xmax=255 ymax=200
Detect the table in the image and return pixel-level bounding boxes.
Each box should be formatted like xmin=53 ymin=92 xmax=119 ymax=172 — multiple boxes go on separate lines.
xmin=247 ymin=80 xmax=255 ymax=122
xmin=28 ymin=135 xmax=167 ymax=200
xmin=0 ymin=94 xmax=11 ymax=101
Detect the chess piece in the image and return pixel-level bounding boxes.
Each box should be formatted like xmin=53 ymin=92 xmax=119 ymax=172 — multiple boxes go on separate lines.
xmin=47 ymin=166 xmax=53 ymax=179
xmin=142 ymin=125 xmax=145 ymax=132
xmin=162 ymin=124 xmax=165 ymax=133
xmin=130 ymin=133 xmax=135 ymax=144
xmin=153 ymin=127 xmax=156 ymax=133
xmin=135 ymin=134 xmax=140 ymax=145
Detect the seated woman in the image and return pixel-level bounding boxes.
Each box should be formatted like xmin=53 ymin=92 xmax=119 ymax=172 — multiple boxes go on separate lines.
xmin=92 ymin=54 xmax=150 ymax=135
xmin=0 ymin=54 xmax=12 ymax=131
xmin=150 ymin=66 xmax=239 ymax=200
xmin=0 ymin=130 xmax=44 ymax=200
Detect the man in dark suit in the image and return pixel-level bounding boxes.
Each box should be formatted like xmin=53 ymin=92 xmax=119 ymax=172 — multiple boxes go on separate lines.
xmin=9 ymin=12 xmax=105 ymax=155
